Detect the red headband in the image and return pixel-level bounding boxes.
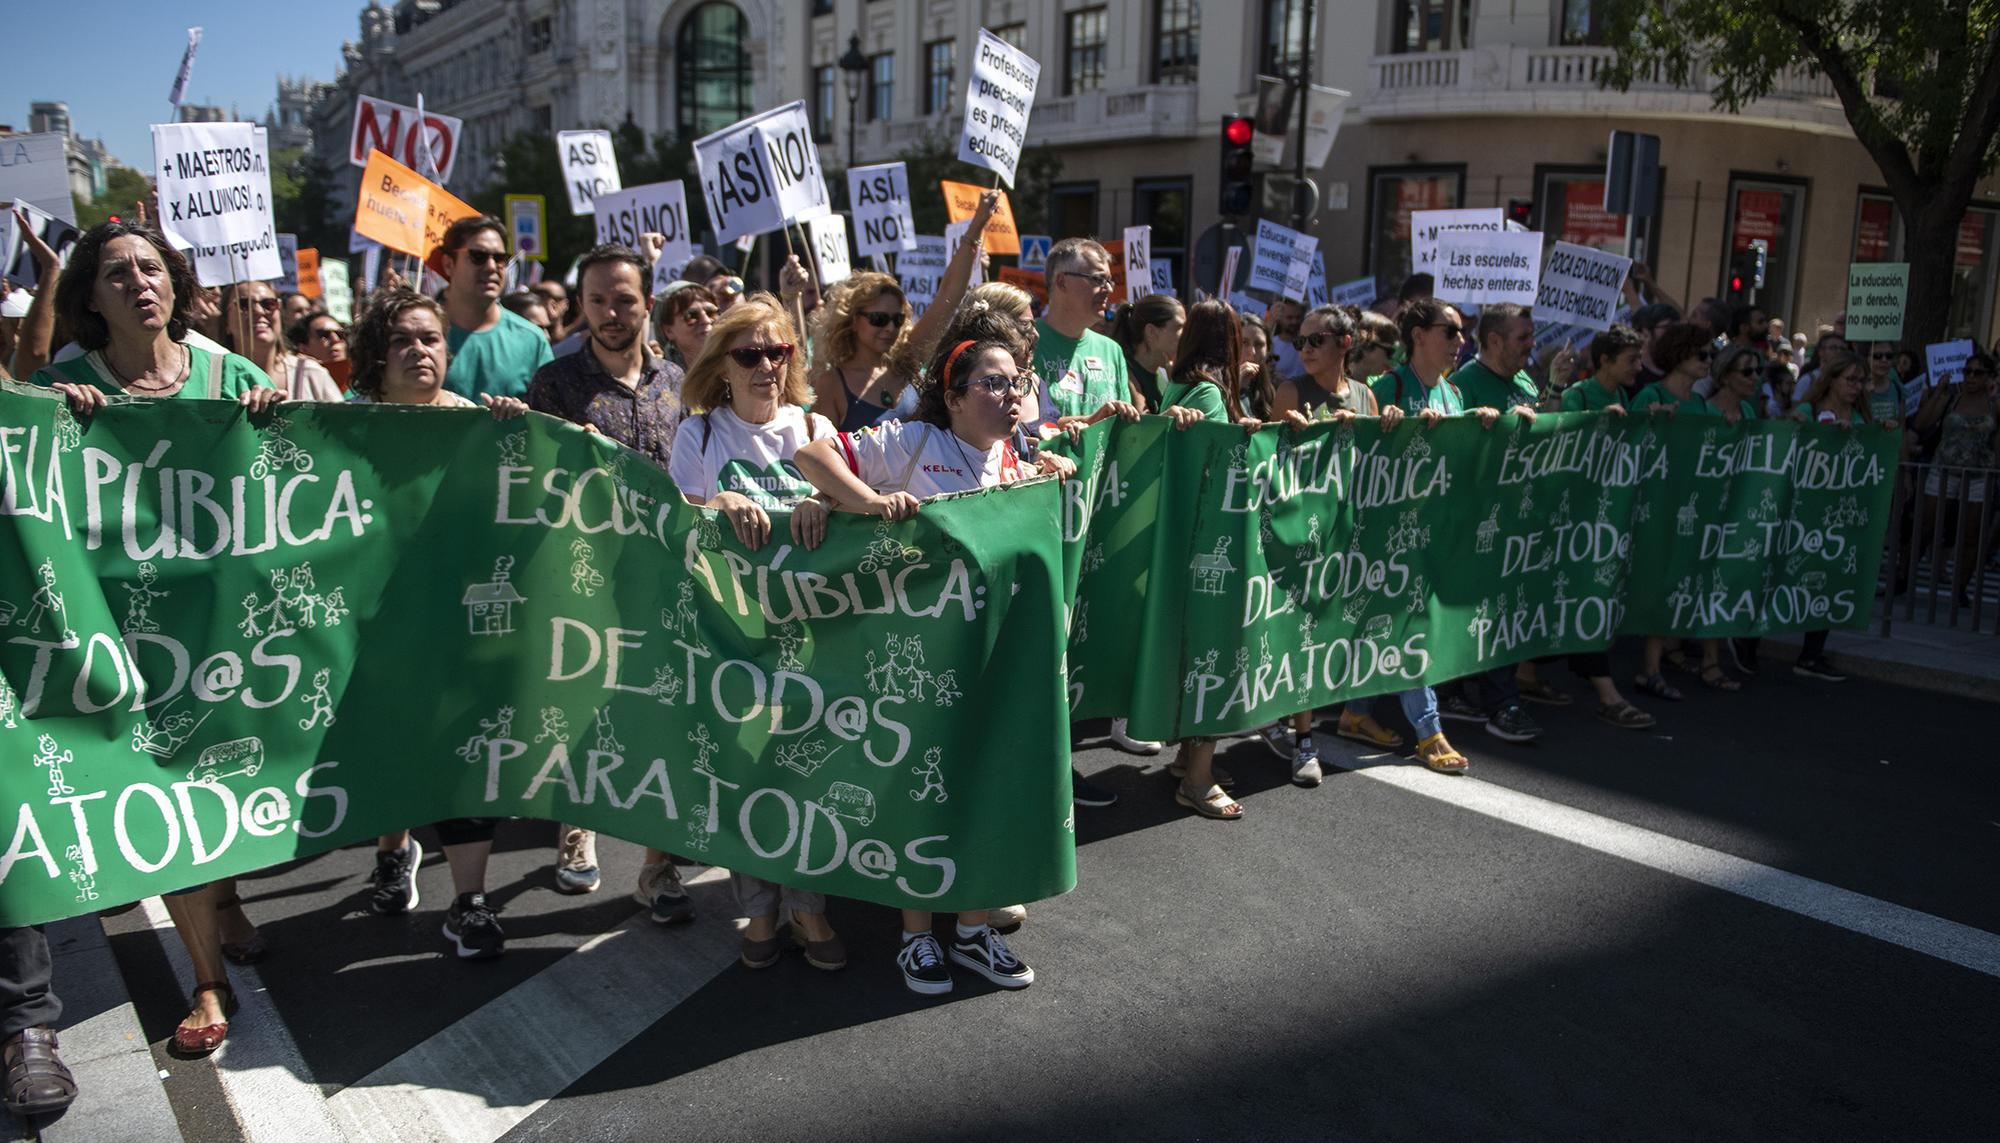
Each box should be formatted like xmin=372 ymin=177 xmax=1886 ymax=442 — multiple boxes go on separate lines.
xmin=942 ymin=339 xmax=978 ymax=385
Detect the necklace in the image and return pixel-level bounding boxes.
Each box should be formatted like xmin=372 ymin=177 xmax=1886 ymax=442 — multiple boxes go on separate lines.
xmin=105 ymin=344 xmax=190 ymax=394
xmin=943 ymin=425 xmax=991 ymax=478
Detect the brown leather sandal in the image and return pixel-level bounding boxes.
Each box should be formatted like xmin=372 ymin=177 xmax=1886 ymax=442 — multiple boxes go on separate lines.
xmin=171 ymin=981 xmax=237 ymax=1057
xmin=3 ymin=1027 xmax=77 ymax=1116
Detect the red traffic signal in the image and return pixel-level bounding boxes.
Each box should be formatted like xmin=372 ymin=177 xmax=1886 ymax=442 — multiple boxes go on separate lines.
xmin=1224 ymin=117 xmax=1254 ymax=147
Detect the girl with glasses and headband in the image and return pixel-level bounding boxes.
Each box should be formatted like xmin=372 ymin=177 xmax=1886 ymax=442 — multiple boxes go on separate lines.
xmin=219 ymin=281 xmax=343 ymax=401
xmin=794 ymin=331 xmax=1073 ymax=996
xmin=666 ymin=293 xmax=849 ymax=974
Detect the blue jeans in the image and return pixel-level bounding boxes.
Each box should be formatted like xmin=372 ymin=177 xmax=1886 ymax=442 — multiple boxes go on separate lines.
xmin=1378 ymin=687 xmax=1442 ymax=740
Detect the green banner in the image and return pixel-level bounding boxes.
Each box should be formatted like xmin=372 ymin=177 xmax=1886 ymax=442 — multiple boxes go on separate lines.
xmin=0 ymin=391 xmax=1074 ymax=926
xmin=1054 ymin=413 xmax=1898 ymax=741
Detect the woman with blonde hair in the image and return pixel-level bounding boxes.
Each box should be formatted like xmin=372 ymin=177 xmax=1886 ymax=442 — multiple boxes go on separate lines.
xmin=219 ymin=279 xmax=343 ymax=400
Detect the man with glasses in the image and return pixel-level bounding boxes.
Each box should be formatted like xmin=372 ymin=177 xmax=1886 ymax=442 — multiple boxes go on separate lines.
xmin=289 ymin=309 xmax=350 ymax=390
xmin=530 ymin=281 xmax=572 ymax=336
xmin=438 ymin=215 xmax=554 ymax=400
xmin=1371 ymin=297 xmax=1469 ymax=415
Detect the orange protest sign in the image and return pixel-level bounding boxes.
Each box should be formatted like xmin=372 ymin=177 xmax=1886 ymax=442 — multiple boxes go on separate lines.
xmin=996 ymin=265 xmax=1047 ymax=308
xmin=1102 ymin=238 xmax=1126 ymax=307
xmin=295 ymin=247 xmax=322 ymax=298
xmin=421 ymin=182 xmax=481 ymax=276
xmin=939 ymin=180 xmax=1020 ymax=255
xmin=354 ymin=149 xmax=431 ymax=256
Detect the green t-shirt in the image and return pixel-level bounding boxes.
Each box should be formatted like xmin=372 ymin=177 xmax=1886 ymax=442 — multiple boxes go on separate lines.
xmin=1560 ymin=378 xmax=1625 ymax=413
xmin=31 ymin=344 xmax=271 ymax=400
xmin=1630 ymin=380 xmax=1717 ymax=416
xmin=445 ymin=308 xmax=556 ymax=400
xmin=1795 ymin=402 xmax=1866 ymax=427
xmin=1726 ymin=396 xmax=1761 ymax=422
xmin=1865 ymin=379 xmax=1906 ymax=425
xmin=1159 ymin=377 xmax=1228 ymax=422
xmin=1369 ymin=364 xmax=1464 ymax=416
xmin=1449 ymin=358 xmax=1539 ymax=412
xmin=1032 ymin=320 xmax=1128 ymax=423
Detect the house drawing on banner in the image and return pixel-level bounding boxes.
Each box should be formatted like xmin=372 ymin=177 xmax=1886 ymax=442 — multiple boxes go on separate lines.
xmin=1189 ymin=537 xmax=1237 ymax=596
xmin=463 ymin=556 xmax=526 ymax=635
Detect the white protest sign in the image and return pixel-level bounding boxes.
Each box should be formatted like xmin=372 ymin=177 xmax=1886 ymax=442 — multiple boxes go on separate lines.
xmin=1927 ymin=339 xmax=1975 ymax=387
xmin=0 ymin=202 xmax=81 ymax=290
xmin=0 ymin=133 xmax=78 ymax=223
xmin=869 ymin=253 xmax=891 ymax=274
xmin=151 ymin=121 xmax=268 ymax=249
xmin=171 ymin=127 xmax=281 ymax=286
xmin=1535 ymin=240 xmax=1631 ymax=332
xmin=1219 ymin=245 xmax=1243 ymax=294
xmin=900 ymin=235 xmax=949 ymax=317
xmin=944 ymin=219 xmax=984 ymax=286
xmin=957 ymin=28 xmax=1040 ymax=187
xmin=694 ymin=102 xmax=831 ymax=244
xmin=847 ymin=162 xmax=917 ymax=256
xmin=349 ymin=95 xmax=462 ymax=185
xmin=1151 ymin=261 xmax=1173 ymax=298
xmin=557 ymin=129 xmax=621 ymax=215
xmin=362 ymin=244 xmax=382 ymax=291
xmin=275 ymin=233 xmax=300 ymax=293
xmin=1304 ymin=251 xmax=1328 ymax=306
xmin=320 ymin=259 xmax=353 ymax=323
xmin=349 ymin=228 xmax=380 ymax=255
xmin=808 ymin=213 xmax=853 ymax=287
xmin=1330 ymin=276 xmax=1376 ymax=308
xmin=1846 ymin=262 xmax=1909 ymax=341
xmin=1435 ymin=229 xmax=1543 ymax=307
xmin=1411 ymin=207 xmax=1505 ymax=276
xmin=592 ymin=180 xmax=695 ymax=264
xmin=1247 ymin=218 xmax=1315 ymax=301
xmin=1227 ymin=290 xmax=1265 ymax=318
xmin=1123 ymin=226 xmax=1152 ymax=299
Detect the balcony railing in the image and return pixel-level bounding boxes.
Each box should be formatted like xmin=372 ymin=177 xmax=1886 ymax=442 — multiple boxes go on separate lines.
xmin=842 ymin=84 xmax=1201 ymax=163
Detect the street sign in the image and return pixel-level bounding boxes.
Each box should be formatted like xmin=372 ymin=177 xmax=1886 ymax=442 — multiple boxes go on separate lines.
xmin=1018 ymin=234 xmax=1052 ymax=272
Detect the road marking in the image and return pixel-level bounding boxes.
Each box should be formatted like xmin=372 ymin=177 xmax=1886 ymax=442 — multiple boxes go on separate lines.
xmin=1341 ymin=755 xmax=2000 ymax=979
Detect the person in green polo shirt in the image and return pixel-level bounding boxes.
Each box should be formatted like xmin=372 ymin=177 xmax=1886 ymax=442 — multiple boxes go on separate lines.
xmin=1629 ymin=322 xmax=1721 ymax=416
xmin=1033 ymin=237 xmax=1140 ymax=432
xmin=436 ymin=215 xmax=554 ymax=401
xmin=1448 ymin=302 xmax=1543 ymax=417
xmin=1371 ymin=297 xmax=1475 ymax=418
xmin=1559 ymin=324 xmax=1642 ymax=413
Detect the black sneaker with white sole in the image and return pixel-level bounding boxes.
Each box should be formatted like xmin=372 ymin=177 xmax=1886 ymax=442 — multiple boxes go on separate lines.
xmin=1792 ymin=656 xmax=1847 ymax=682
xmin=1439 ymin=694 xmax=1486 ymax=723
xmin=1485 ymin=703 xmax=1543 ymax=743
xmin=1071 ymin=770 xmax=1118 ymax=807
xmin=949 ymin=926 xmax=1034 ymax=989
xmin=897 ymin=932 xmax=953 ymax=995
xmin=443 ymin=891 xmax=505 ymax=959
xmin=369 ymin=837 xmax=422 ymax=916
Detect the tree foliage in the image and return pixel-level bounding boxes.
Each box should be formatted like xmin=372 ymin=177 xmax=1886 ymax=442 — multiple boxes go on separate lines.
xmin=74 ymin=166 xmax=157 ymax=231
xmin=891 ymin=128 xmax=1064 ymax=239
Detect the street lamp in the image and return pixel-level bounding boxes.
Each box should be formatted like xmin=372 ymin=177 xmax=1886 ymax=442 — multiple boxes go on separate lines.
xmin=839 ymin=32 xmax=868 ymax=174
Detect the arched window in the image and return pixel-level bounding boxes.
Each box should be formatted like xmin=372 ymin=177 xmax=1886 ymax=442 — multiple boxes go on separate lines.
xmin=677 ymin=3 xmax=752 ymax=138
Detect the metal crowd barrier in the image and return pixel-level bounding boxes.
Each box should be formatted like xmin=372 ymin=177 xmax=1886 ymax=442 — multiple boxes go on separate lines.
xmin=1879 ymin=462 xmax=2000 ymax=637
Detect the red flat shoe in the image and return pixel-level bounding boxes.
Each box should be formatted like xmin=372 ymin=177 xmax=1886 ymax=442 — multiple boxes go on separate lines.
xmin=170 ymin=981 xmax=237 ymax=1057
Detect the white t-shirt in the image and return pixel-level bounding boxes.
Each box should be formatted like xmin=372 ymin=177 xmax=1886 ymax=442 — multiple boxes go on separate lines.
xmin=669 ymin=404 xmax=835 ymax=508
xmin=837 ymin=418 xmax=1024 ymax=499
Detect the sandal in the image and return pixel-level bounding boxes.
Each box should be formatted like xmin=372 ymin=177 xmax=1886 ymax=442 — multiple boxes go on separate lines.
xmin=1699 ymin=665 xmax=1742 ymax=692
xmin=1335 ymin=712 xmax=1404 ymax=749
xmin=1632 ymin=673 xmax=1684 ymax=701
xmin=1516 ymin=679 xmax=1574 ymax=706
xmin=1596 ymin=701 xmax=1656 ymax=729
xmin=1166 ymin=758 xmax=1234 ymax=789
xmin=1413 ymin=733 xmax=1469 ymax=775
xmin=1174 ymin=782 xmax=1244 ymax=820
xmin=2 ymin=1027 xmax=77 ymax=1117
xmin=170 ymin=981 xmax=237 ymax=1057
xmin=215 ymin=894 xmax=267 ymax=965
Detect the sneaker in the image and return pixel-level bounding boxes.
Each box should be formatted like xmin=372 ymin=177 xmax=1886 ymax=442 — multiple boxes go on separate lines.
xmin=949 ymin=925 xmax=1035 ymax=989
xmin=988 ymin=903 xmax=1027 ymax=934
xmin=632 ymin=861 xmax=695 ymax=924
xmin=1439 ymin=694 xmax=1486 ymax=723
xmin=1108 ymin=718 xmax=1163 ymax=756
xmin=897 ymin=932 xmax=953 ymax=995
xmin=1291 ymin=736 xmax=1323 ymax=788
xmin=1258 ymin=722 xmax=1297 ymax=760
xmin=1792 ymin=656 xmax=1847 ymax=682
xmin=442 ymin=892 xmax=504 ymax=959
xmin=1071 ymin=770 xmax=1118 ymax=808
xmin=1485 ymin=703 xmax=1543 ymax=743
xmin=554 ymin=827 xmax=600 ymax=894
xmin=368 ymin=837 xmax=423 ymax=916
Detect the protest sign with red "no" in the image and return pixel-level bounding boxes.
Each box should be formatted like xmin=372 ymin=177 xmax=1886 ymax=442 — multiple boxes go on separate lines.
xmin=349 ymin=95 xmax=462 ymax=185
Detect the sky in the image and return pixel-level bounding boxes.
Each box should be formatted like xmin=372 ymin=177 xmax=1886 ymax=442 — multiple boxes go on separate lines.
xmin=1 ymin=2 xmax=369 ymax=168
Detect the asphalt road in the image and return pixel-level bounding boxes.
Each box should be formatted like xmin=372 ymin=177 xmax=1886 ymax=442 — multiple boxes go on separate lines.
xmin=14 ymin=648 xmax=2000 ymax=1142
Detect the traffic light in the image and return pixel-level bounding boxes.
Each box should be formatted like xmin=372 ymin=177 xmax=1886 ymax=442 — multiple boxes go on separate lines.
xmin=1727 ymin=242 xmax=1768 ymax=303
xmin=1220 ymin=116 xmax=1256 ymax=218
xmin=1506 ymin=199 xmax=1534 ymax=228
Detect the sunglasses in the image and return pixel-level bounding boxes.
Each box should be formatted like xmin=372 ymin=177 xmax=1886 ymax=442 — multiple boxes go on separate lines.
xmin=235 ymin=296 xmax=281 ymax=312
xmin=1296 ymin=331 xmax=1336 ymax=350
xmin=308 ymin=326 xmax=344 ymax=341
xmin=1426 ymin=321 xmax=1464 ymax=338
xmin=459 ymin=249 xmax=506 ymax=267
xmin=727 ymin=343 xmax=794 ymax=368
xmin=861 ymin=311 xmax=906 ymax=329
xmin=1870 ymin=351 xmax=1893 ymax=360
xmin=963 ymin=373 xmax=1032 ymax=397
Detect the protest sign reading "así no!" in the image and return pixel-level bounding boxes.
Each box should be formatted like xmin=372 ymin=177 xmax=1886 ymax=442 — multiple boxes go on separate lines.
xmin=957 ymin=29 xmax=1039 ymax=188
xmin=694 ymin=102 xmax=832 ymax=245
xmin=557 ymin=130 xmax=621 ymax=215
xmin=848 ymin=162 xmax=917 ymax=256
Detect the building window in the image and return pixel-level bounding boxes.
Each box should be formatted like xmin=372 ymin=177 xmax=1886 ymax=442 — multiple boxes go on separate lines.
xmin=924 ymin=39 xmax=956 ymax=115
xmin=1262 ymin=0 xmax=1319 ymax=74
xmin=1559 ymin=0 xmax=1606 ymax=45
xmin=533 ymin=105 xmax=554 ymax=135
xmin=811 ymin=0 xmax=834 ymax=16
xmin=1389 ymin=0 xmax=1471 ymax=55
xmin=524 ymin=17 xmax=553 ymax=55
xmin=1365 ymin=165 xmax=1465 ymax=297
xmin=1135 ymin=178 xmax=1192 ymax=298
xmin=991 ymin=23 xmax=1026 ymax=50
xmin=1532 ymin=166 xmax=1661 ymax=261
xmin=812 ymin=65 xmax=835 ymax=142
xmin=868 ymin=53 xmax=895 ymax=121
xmin=1721 ymin=176 xmax=1807 ymax=327
xmin=1050 ymin=182 xmax=1101 ymax=240
xmin=676 ymin=3 xmax=752 ymax=139
xmin=1065 ymin=8 xmax=1108 ymax=96
xmin=1154 ymin=0 xmax=1199 ymax=85
xmin=1853 ymin=192 xmax=1901 ymax=263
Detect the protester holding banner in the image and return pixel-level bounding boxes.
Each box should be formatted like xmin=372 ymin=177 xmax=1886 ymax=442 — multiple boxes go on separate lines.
xmin=650 ymin=280 xmax=719 ymax=367
xmin=1559 ymin=325 xmax=1641 ymax=413
xmin=1449 ymin=304 xmax=1549 ymax=417
xmin=1631 ymin=324 xmax=1723 ymax=417
xmin=1272 ymin=305 xmax=1403 ymax=427
xmin=1911 ymin=351 xmax=1998 ymax=608
xmin=1109 ymin=295 xmax=1186 ymax=411
xmin=1034 ymin=238 xmax=1143 ymax=430
xmin=795 ymin=331 xmax=1064 ymax=994
xmin=218 ymin=281 xmax=342 ymax=401
xmin=1710 ymin=345 xmax=1766 ymax=424
xmin=436 ymin=216 xmax=553 ymax=400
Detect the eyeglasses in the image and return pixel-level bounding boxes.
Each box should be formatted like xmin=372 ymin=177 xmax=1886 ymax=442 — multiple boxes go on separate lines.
xmin=727 ymin=344 xmax=794 ymax=368
xmin=861 ymin=311 xmax=906 ymax=329
xmin=1425 ymin=321 xmax=1464 ymax=339
xmin=1728 ymin=362 xmax=1760 ymax=375
xmin=1060 ymin=270 xmax=1115 ymax=290
xmin=963 ymin=373 xmax=1032 ymax=397
xmin=308 ymin=326 xmax=344 ymax=341
xmin=1296 ymin=331 xmax=1336 ymax=350
xmin=459 ymin=249 xmax=506 ymax=267
xmin=235 ymin=296 xmax=281 ymax=312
